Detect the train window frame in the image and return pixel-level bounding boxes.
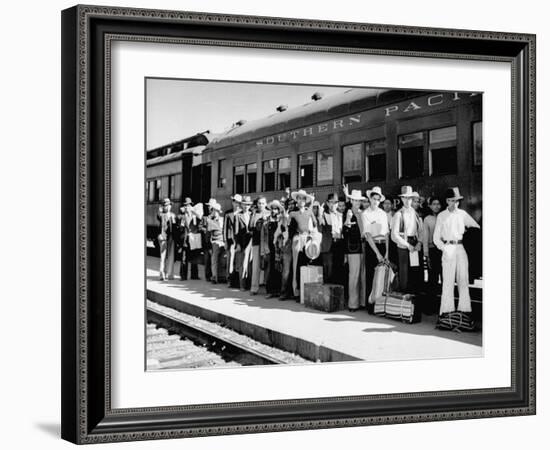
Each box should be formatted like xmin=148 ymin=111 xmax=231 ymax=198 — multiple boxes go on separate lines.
xmin=217 ymin=159 xmax=225 ymax=188
xmin=246 ymin=162 xmax=258 ymax=194
xmin=262 ymin=159 xmax=277 ymax=192
xmin=298 ymin=152 xmax=316 ymax=189
xmin=428 ymin=126 xmax=458 ymax=176
xmin=398 ymin=131 xmax=425 ymax=179
xmin=233 ymin=165 xmax=245 ymax=195
xmin=342 ymin=142 xmax=364 ymax=184
xmin=365 ymin=139 xmax=386 ymax=182
xmin=277 ymin=156 xmax=291 ymax=191
xmin=316 ymin=150 xmax=334 ymax=186
xmin=472 ymin=121 xmax=483 ymax=169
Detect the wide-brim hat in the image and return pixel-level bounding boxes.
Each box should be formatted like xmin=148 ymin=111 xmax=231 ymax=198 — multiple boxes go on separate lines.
xmin=268 ymin=199 xmax=283 ymax=211
xmin=231 ymin=193 xmax=243 ymax=203
xmin=162 ymin=198 xmax=172 ymax=206
xmin=445 ymin=187 xmax=464 ymax=200
xmin=205 ymin=198 xmax=217 ymax=207
xmin=304 ymin=232 xmax=322 ymax=260
xmin=291 ymin=189 xmax=314 ymax=203
xmin=182 ymin=197 xmax=193 ymax=206
xmin=211 ymin=202 xmax=222 ymax=212
xmin=398 ymin=186 xmax=420 ymax=198
xmin=347 ymin=189 xmax=366 ymax=201
xmin=366 ymin=186 xmax=385 ymax=203
xmin=240 ymin=195 xmax=253 ymax=205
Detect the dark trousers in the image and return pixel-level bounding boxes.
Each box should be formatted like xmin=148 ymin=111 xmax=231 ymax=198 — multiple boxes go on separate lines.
xmin=280 ymin=246 xmax=293 ymax=298
xmin=265 ymin=252 xmax=282 ymax=295
xmin=425 ymin=246 xmax=442 ymax=314
xmin=180 ymin=248 xmax=199 ymax=280
xmin=203 ymin=246 xmax=212 ymax=281
xmin=397 ymin=245 xmax=423 ymax=294
xmin=321 ymin=239 xmax=345 ymax=284
xmin=365 ymin=242 xmax=386 ymax=305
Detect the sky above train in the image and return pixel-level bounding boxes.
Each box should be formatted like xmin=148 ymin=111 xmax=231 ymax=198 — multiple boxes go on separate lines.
xmin=145 ymin=78 xmax=379 ymax=151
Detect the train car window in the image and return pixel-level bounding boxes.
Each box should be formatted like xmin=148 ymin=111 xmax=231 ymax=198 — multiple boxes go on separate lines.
xmin=299 ymin=153 xmax=315 ymax=188
xmin=171 ymin=174 xmax=182 ymax=201
xmin=278 ymin=157 xmax=291 ymax=190
xmin=234 ymin=165 xmax=245 ymax=194
xmin=366 ymin=139 xmax=386 ymax=182
xmin=246 ymin=163 xmax=257 ymax=194
xmin=429 ymin=126 xmax=457 ymax=176
xmin=217 ymin=159 xmax=225 ymax=188
xmin=155 ymin=179 xmax=161 ymax=201
xmin=399 ymin=132 xmax=424 ymax=179
xmin=263 ymin=160 xmax=276 ymax=192
xmin=472 ymin=121 xmax=482 ymax=167
xmin=147 ymin=180 xmax=155 ymax=203
xmin=317 ymin=150 xmax=334 ymax=186
xmin=342 ymin=143 xmax=363 ymax=183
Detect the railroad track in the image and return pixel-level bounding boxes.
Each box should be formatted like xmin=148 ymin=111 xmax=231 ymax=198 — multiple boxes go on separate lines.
xmin=147 ymin=300 xmax=309 ymax=369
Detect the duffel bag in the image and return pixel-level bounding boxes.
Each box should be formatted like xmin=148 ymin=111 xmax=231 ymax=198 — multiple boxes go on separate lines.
xmin=436 ymin=311 xmax=476 ymax=332
xmin=374 ymin=291 xmax=421 ymax=324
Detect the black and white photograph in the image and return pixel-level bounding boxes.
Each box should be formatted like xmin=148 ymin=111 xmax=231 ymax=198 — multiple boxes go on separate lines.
xmin=145 ymin=79 xmax=483 ymax=370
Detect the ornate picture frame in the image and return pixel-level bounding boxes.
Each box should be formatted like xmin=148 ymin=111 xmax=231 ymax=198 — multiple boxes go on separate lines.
xmin=61 ymin=5 xmax=536 ymax=444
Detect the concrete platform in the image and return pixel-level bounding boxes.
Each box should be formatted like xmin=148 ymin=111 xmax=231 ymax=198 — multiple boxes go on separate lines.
xmin=147 ymin=256 xmax=482 ymax=363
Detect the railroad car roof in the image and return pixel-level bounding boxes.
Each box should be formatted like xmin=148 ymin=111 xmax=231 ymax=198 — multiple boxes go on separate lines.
xmin=206 ymin=88 xmax=431 ymax=151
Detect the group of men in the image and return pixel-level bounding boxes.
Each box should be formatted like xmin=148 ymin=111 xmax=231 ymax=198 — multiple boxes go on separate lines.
xmin=156 ymin=183 xmax=480 ymax=319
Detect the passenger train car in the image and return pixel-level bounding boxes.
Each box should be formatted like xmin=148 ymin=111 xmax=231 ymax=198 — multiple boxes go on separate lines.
xmin=202 ymin=88 xmax=482 ymax=219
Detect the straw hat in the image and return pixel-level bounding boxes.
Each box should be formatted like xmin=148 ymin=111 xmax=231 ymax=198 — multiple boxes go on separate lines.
xmin=205 ymin=198 xmax=217 ymax=207
xmin=444 ymin=187 xmax=464 ymax=200
xmin=398 ymin=186 xmax=420 ymax=198
xmin=161 ymin=198 xmax=172 ymax=206
xmin=210 ymin=201 xmax=222 ymax=212
xmin=304 ymin=232 xmax=322 ymax=260
xmin=268 ymin=199 xmax=283 ymax=211
xmin=366 ymin=186 xmax=385 ymax=202
xmin=182 ymin=197 xmax=193 ymax=206
xmin=291 ymin=189 xmax=314 ymax=203
xmin=347 ymin=189 xmax=366 ymax=201
xmin=231 ymin=194 xmax=243 ymax=203
xmin=240 ymin=195 xmax=253 ymax=205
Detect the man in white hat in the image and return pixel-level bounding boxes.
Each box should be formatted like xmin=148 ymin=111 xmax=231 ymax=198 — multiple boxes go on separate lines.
xmin=433 ymin=187 xmax=480 ymax=317
xmin=362 ymin=186 xmax=390 ymax=312
xmin=206 ymin=201 xmax=225 ymax=284
xmin=234 ymin=195 xmax=253 ymax=290
xmin=157 ymin=198 xmax=176 ymax=280
xmin=288 ymin=189 xmax=317 ymax=298
xmin=249 ymin=196 xmax=270 ymax=295
xmin=224 ymin=194 xmax=242 ymax=287
xmin=391 ymin=186 xmax=424 ymax=293
xmin=343 ymin=188 xmax=367 ymax=311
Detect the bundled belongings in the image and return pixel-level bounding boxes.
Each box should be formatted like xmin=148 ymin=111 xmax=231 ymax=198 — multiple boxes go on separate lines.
xmin=303 ymin=283 xmax=345 ymax=312
xmin=436 ymin=311 xmax=476 ymax=332
xmin=374 ymin=291 xmax=422 ymax=324
xmin=367 ymin=260 xmax=396 ymax=313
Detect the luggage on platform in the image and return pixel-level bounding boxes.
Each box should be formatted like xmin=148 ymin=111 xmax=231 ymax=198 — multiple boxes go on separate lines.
xmin=368 ymin=261 xmax=396 ymax=305
xmin=300 ymin=265 xmax=323 ymax=303
xmin=436 ymin=311 xmax=476 ymax=332
xmin=303 ymin=283 xmax=345 ymax=312
xmin=374 ymin=291 xmax=421 ymax=324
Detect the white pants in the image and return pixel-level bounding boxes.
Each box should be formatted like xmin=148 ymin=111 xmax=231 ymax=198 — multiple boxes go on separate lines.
xmin=159 ymin=238 xmax=175 ymax=279
xmin=347 ymin=253 xmax=365 ymax=310
xmin=440 ymin=244 xmax=471 ymax=314
xmin=250 ymin=245 xmax=262 ymax=293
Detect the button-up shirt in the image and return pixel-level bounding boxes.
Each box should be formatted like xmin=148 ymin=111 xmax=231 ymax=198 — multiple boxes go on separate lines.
xmin=433 ymin=207 xmax=480 ymax=251
xmin=325 ymin=211 xmax=343 ymax=239
xmin=423 ymin=214 xmax=437 ymax=254
xmin=361 ymin=207 xmax=389 ymax=240
xmin=391 ymin=207 xmax=422 ymax=248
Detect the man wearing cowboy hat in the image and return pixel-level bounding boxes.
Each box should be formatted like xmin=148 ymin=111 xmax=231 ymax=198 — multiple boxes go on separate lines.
xmin=200 ymin=198 xmax=217 ymax=282
xmin=206 ymin=201 xmax=225 ymax=284
xmin=260 ymin=199 xmax=284 ymax=298
xmin=223 ymin=194 xmax=242 ymax=288
xmin=249 ymin=196 xmax=270 ymax=295
xmin=362 ymin=186 xmax=390 ymax=312
xmin=433 ymin=187 xmax=480 ymax=317
xmin=178 ymin=197 xmax=201 ymax=280
xmin=288 ymin=189 xmax=317 ymax=299
xmin=391 ymin=186 xmax=424 ymax=294
xmin=343 ymin=188 xmax=367 ymax=311
xmin=234 ymin=195 xmax=253 ymax=290
xmin=157 ymin=198 xmax=176 ymax=280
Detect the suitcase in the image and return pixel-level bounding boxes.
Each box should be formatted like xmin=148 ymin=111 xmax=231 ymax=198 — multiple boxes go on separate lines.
xmin=303 ymin=283 xmax=345 ymax=312
xmin=300 ymin=265 xmax=323 ymax=303
xmin=374 ymin=291 xmax=421 ymax=324
xmin=368 ymin=261 xmax=396 ymax=305
xmin=436 ymin=311 xmax=476 ymax=331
